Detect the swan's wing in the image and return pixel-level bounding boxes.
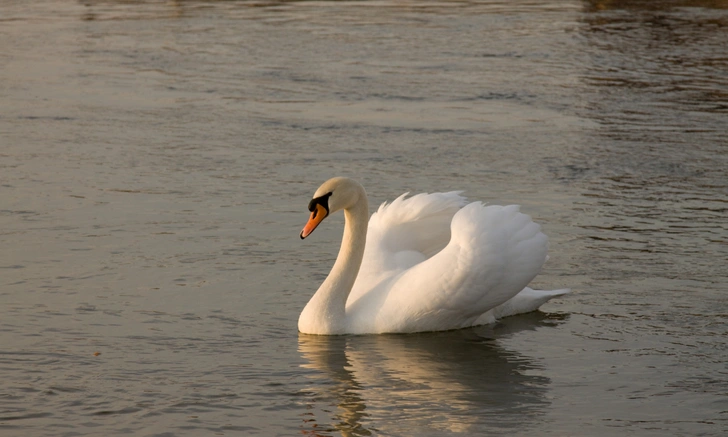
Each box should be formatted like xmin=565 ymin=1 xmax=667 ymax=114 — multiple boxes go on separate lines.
xmin=368 ymin=191 xmax=468 ymax=258
xmin=348 ymin=203 xmax=549 ymax=333
xmin=348 ymin=191 xmax=467 ymax=304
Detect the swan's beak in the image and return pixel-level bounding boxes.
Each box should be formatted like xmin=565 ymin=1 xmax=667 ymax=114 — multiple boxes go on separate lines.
xmin=300 ymin=204 xmax=328 ymax=239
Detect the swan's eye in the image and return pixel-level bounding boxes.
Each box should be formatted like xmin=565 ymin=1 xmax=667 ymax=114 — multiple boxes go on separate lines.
xmin=308 ymin=192 xmax=333 ymax=214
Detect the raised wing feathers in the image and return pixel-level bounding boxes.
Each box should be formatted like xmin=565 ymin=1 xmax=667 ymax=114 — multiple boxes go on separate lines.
xmin=347 ymin=200 xmax=549 ymax=333
xmin=347 ymin=191 xmax=468 ymax=305
xmin=368 ymin=191 xmax=467 ymax=258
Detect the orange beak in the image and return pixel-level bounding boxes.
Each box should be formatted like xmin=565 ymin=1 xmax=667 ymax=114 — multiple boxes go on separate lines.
xmin=300 ymin=203 xmax=328 ymax=239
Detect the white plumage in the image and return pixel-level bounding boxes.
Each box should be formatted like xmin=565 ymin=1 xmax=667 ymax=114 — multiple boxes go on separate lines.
xmin=299 ymin=177 xmax=568 ymax=335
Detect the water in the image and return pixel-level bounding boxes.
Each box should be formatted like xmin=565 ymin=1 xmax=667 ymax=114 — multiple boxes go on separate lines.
xmin=1 ymin=0 xmax=727 ymax=435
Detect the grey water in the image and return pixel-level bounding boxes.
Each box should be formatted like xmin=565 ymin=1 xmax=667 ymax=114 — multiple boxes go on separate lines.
xmin=1 ymin=0 xmax=727 ymax=436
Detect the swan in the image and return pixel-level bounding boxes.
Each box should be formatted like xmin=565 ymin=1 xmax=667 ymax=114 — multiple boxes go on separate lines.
xmin=298 ymin=177 xmax=569 ymax=335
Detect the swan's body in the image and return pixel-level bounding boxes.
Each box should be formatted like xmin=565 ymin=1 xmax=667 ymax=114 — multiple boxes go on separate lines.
xmin=299 ymin=177 xmax=568 ymax=335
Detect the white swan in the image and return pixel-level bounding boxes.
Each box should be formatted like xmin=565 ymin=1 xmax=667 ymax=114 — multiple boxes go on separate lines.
xmin=299 ymin=177 xmax=569 ymax=335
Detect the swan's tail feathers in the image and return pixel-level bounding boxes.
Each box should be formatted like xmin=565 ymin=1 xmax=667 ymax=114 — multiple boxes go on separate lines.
xmin=491 ymin=287 xmax=570 ymax=319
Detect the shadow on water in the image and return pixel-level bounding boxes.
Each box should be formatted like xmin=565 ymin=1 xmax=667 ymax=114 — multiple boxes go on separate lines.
xmin=550 ymin=0 xmax=728 ymax=295
xmin=584 ymin=0 xmax=728 ymax=11
xmin=297 ymin=312 xmax=565 ymax=436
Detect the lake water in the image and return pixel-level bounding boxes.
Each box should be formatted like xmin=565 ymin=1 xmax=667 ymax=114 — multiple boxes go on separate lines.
xmin=1 ymin=0 xmax=727 ymax=436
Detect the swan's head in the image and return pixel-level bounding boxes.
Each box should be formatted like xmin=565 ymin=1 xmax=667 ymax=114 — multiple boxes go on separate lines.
xmin=300 ymin=177 xmax=364 ymax=239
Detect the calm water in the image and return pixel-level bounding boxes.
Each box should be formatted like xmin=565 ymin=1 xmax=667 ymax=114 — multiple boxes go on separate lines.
xmin=1 ymin=0 xmax=727 ymax=436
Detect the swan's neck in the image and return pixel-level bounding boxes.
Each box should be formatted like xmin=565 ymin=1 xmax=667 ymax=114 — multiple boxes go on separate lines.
xmin=299 ymin=196 xmax=368 ymax=335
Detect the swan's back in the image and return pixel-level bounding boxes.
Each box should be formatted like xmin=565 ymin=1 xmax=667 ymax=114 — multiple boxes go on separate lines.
xmin=346 ymin=195 xmax=550 ymax=334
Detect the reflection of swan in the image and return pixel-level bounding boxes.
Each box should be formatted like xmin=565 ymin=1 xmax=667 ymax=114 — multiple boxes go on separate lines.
xmin=298 ymin=316 xmax=559 ymax=435
xmin=299 ymin=177 xmax=569 ymax=334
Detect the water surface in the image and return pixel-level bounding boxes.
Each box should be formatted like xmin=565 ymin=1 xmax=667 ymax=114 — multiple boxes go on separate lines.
xmin=1 ymin=1 xmax=727 ymax=436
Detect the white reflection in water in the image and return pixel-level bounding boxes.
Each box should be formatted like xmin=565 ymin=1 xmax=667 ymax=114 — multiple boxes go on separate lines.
xmin=298 ymin=314 xmax=563 ymax=436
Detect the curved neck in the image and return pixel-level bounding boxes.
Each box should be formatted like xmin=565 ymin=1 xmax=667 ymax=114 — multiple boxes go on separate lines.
xmin=299 ymin=194 xmax=369 ymax=335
